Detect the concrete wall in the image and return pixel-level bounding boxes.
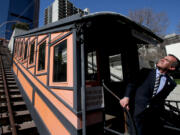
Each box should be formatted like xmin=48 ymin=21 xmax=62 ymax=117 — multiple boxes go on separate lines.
xmin=138 ymin=44 xmax=166 ymax=69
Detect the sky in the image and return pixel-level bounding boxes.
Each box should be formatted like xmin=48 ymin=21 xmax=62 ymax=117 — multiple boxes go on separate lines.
xmin=39 ymin=0 xmax=180 ymax=35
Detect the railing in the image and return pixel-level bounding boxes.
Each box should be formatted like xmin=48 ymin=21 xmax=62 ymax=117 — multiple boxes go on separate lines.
xmin=165 ymin=100 xmax=180 ymax=115
xmin=160 ymin=100 xmax=180 ymax=132
xmin=102 ymin=84 xmax=180 ymax=134
xmin=102 ymin=82 xmax=137 ymax=135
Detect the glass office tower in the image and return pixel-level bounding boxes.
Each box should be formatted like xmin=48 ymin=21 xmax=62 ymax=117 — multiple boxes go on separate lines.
xmin=0 ymin=0 xmax=39 ymax=39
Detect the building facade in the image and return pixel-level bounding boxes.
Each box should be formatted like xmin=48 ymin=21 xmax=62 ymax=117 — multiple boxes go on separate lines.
xmin=44 ymin=0 xmax=86 ymax=25
xmin=162 ymin=34 xmax=180 ymax=60
xmin=0 ymin=0 xmax=39 ymax=39
xmin=162 ymin=34 xmax=180 ymax=101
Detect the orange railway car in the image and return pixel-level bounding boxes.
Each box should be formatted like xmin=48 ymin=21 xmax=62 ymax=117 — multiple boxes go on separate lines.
xmin=12 ymin=12 xmax=162 ymax=135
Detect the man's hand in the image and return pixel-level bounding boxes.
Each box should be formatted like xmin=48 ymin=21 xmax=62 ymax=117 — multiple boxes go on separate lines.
xmin=120 ymin=97 xmax=130 ymax=110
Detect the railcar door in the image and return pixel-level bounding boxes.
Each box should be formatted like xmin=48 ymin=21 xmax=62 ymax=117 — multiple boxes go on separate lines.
xmin=78 ymin=17 xmax=141 ymax=134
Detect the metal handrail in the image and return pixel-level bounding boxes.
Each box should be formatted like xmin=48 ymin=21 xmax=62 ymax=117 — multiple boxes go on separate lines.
xmin=165 ymin=100 xmax=180 ymax=109
xmin=102 ymin=81 xmax=137 ymax=135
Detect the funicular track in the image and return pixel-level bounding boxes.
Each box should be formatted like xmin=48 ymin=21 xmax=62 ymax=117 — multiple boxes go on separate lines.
xmin=0 ymin=46 xmax=39 ymax=135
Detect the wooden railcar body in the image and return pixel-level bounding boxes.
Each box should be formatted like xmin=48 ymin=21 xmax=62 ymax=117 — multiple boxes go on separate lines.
xmin=12 ymin=12 xmax=162 ymax=135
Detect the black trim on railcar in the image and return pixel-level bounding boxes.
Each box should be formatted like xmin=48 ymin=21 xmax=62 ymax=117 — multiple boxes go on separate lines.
xmin=47 ymin=33 xmax=51 ymax=86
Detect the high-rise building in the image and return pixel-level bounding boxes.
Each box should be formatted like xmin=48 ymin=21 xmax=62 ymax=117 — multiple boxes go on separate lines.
xmin=44 ymin=5 xmax=53 ymax=25
xmin=0 ymin=0 xmax=40 ymax=39
xmin=44 ymin=0 xmax=86 ymax=25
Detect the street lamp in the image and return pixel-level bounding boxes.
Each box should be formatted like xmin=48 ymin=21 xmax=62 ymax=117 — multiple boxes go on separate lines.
xmin=0 ymin=20 xmax=20 ymax=29
xmin=0 ymin=20 xmax=21 ymax=39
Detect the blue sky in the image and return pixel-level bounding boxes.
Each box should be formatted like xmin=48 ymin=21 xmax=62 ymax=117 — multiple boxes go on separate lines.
xmin=39 ymin=0 xmax=180 ymax=35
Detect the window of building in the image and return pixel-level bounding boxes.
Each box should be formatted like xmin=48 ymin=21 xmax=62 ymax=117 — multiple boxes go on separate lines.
xmin=24 ymin=42 xmax=28 ymax=59
xmin=109 ymin=54 xmax=123 ymax=82
xmin=29 ymin=41 xmax=35 ymax=64
xmin=53 ymin=40 xmax=67 ymax=82
xmin=38 ymin=41 xmax=46 ymax=71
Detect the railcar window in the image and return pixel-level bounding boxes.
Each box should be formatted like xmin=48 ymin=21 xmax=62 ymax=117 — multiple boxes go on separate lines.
xmin=18 ymin=42 xmax=20 ymax=57
xmin=16 ymin=42 xmax=18 ymax=54
xmin=53 ymin=40 xmax=67 ymax=82
xmin=20 ymin=42 xmax=23 ymax=57
xmin=86 ymin=51 xmax=97 ymax=81
xmin=38 ymin=41 xmax=46 ymax=71
xmin=24 ymin=42 xmax=28 ymax=59
xmin=109 ymin=54 xmax=123 ymax=82
xmin=29 ymin=42 xmax=35 ymax=64
xmin=14 ymin=43 xmax=17 ymax=54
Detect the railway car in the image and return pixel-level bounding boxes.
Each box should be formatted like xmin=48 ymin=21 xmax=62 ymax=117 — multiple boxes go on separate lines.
xmin=12 ymin=12 xmax=163 ymax=135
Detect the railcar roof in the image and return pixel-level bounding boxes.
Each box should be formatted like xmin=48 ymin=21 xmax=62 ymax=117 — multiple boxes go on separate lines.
xmin=15 ymin=11 xmax=163 ymax=43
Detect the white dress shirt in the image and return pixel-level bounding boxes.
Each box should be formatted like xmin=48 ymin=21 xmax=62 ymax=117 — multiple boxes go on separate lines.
xmin=156 ymin=69 xmax=167 ymax=94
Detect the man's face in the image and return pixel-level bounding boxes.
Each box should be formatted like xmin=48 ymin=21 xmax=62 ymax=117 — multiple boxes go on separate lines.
xmin=156 ymin=56 xmax=177 ymax=71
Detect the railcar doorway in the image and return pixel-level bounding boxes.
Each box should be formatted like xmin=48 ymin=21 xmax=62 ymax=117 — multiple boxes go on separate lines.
xmin=83 ymin=31 xmax=140 ymax=133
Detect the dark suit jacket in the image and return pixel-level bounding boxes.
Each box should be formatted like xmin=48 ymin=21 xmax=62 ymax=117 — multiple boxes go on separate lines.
xmin=124 ymin=68 xmax=177 ymax=135
xmin=124 ymin=68 xmax=177 ymax=118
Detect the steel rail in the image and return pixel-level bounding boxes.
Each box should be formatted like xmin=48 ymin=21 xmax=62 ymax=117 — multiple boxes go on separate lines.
xmin=0 ymin=56 xmax=17 ymax=135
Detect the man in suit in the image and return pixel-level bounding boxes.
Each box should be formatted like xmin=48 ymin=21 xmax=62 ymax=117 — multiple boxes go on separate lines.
xmin=120 ymin=54 xmax=180 ymax=135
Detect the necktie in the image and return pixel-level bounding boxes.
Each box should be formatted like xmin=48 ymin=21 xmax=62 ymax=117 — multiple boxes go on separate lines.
xmin=152 ymin=74 xmax=162 ymax=97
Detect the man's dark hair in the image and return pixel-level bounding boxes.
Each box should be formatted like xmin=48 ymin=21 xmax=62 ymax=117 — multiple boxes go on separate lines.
xmin=168 ymin=54 xmax=180 ymax=70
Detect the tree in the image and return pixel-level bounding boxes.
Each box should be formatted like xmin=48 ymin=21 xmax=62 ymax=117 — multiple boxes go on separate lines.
xmin=12 ymin=22 xmax=29 ymax=30
xmin=128 ymin=8 xmax=169 ymax=36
